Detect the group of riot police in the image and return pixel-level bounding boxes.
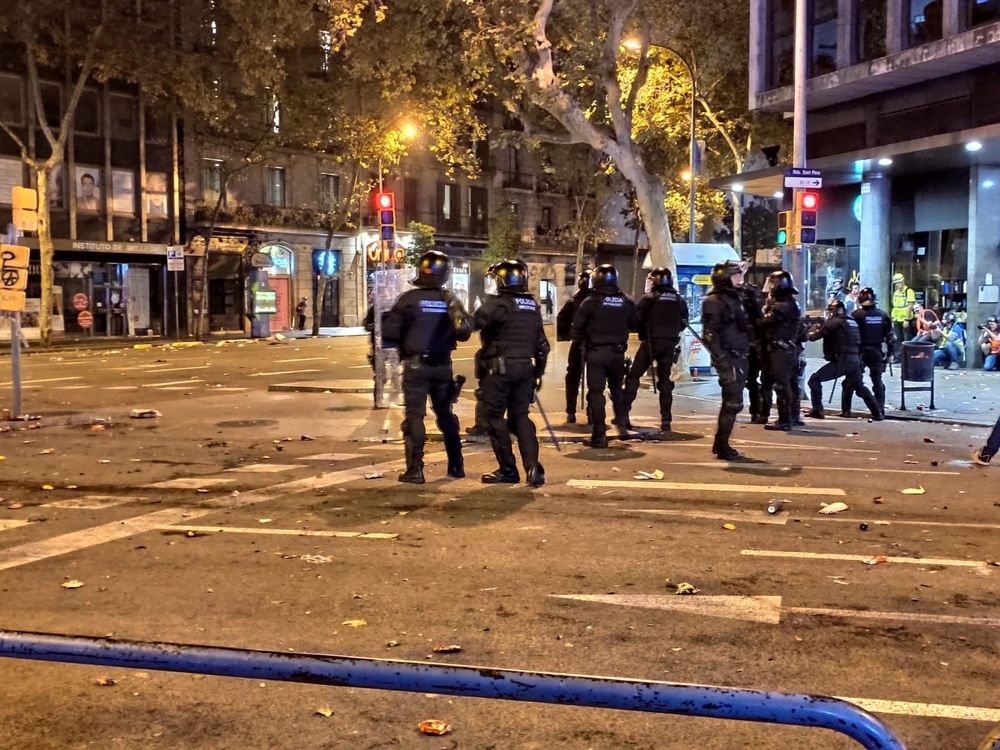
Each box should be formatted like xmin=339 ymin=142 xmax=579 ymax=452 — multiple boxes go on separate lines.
xmin=381 ymin=250 xmax=898 ymax=483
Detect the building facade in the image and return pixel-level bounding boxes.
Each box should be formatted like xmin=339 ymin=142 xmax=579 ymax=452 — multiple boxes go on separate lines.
xmin=714 ymin=0 xmax=1000 ymax=363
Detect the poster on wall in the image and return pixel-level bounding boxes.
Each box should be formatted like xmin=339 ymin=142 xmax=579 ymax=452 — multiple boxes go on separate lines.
xmin=111 ymin=170 xmax=135 ymax=214
xmin=145 ymin=172 xmax=168 ymax=216
xmin=75 ymin=166 xmax=101 ymax=211
xmin=49 ymin=164 xmax=64 ymax=209
xmin=0 ymin=157 xmax=23 ymax=203
xmin=1 ymin=289 xmax=66 ymax=341
xmin=126 ymin=267 xmax=151 ymax=335
xmin=449 ymin=260 xmax=470 ymax=309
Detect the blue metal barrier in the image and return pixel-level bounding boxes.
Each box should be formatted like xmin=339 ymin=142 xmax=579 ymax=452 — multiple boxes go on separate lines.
xmin=0 ymin=629 xmax=906 ymax=749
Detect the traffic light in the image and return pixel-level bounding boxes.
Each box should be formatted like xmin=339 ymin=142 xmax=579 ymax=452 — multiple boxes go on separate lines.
xmin=796 ymin=191 xmax=818 ymax=244
xmin=374 ymin=191 xmax=396 ymax=246
xmin=777 ymin=211 xmax=791 ymax=246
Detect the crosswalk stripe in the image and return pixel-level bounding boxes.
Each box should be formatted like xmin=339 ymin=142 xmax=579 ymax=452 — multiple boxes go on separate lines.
xmin=169 ymin=526 xmax=396 ymax=539
xmin=741 ymin=549 xmax=986 ymax=568
xmin=224 ymin=464 xmax=298 ymax=473
xmin=142 ymin=477 xmax=235 ymax=490
xmin=42 ymin=495 xmax=145 ymax=510
xmin=248 ymin=369 xmax=322 ymax=377
xmin=567 ymin=479 xmax=846 ymax=496
xmin=620 ymin=508 xmax=788 ymax=525
xmin=0 ymin=520 xmax=31 ymax=532
xmin=142 ymin=379 xmax=205 ymax=388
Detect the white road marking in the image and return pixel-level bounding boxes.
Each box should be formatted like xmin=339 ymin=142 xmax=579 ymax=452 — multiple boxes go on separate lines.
xmin=298 ymin=453 xmax=370 ymax=461
xmin=733 ymin=438 xmax=880 ymax=454
xmin=0 ymin=508 xmax=213 ymax=571
xmin=105 ymin=386 xmax=139 ymax=391
xmin=811 ymin=517 xmax=1000 ymax=531
xmin=348 ymin=364 xmax=371 ymax=369
xmin=209 ymin=387 xmax=248 ymax=392
xmin=224 ymin=464 xmax=298 ymax=473
xmin=130 ymin=365 xmax=209 ymax=374
xmin=0 ymin=376 xmax=81 ymax=386
xmin=567 ymin=479 xmax=846 ymax=497
xmin=0 ymin=520 xmax=31 ymax=532
xmin=276 ymin=357 xmax=328 ymax=363
xmin=53 ymin=385 xmax=91 ymax=390
xmin=142 ymin=379 xmax=205 ymax=388
xmin=741 ymin=549 xmax=987 ymax=568
xmin=652 ymin=461 xmax=959 ymax=476
xmin=169 ymin=526 xmax=396 ymax=539
xmin=621 ymin=508 xmax=788 ymax=525
xmin=833 ymin=697 xmax=1000 ymax=723
xmin=42 ymin=495 xmax=145 ymax=510
xmin=142 ymin=477 xmax=235 ymax=490
xmin=248 ymin=369 xmax=322 ymax=377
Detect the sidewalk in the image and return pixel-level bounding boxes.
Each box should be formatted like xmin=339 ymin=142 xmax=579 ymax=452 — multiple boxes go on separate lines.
xmin=879 ymin=365 xmax=999 ymax=427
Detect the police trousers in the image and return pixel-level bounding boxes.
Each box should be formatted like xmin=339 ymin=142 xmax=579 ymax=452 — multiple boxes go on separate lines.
xmin=401 ymin=358 xmax=462 ymax=468
xmin=747 ymin=344 xmax=764 ymax=418
xmin=843 ymin=346 xmax=886 ymax=414
xmin=565 ymin=340 xmax=585 ymax=415
xmin=482 ymin=361 xmax=539 ymax=473
xmin=585 ymin=345 xmax=626 ymax=436
xmin=714 ymin=353 xmax=749 ymax=450
xmin=808 ymin=357 xmax=877 ymax=417
xmin=767 ymin=344 xmax=798 ymax=425
xmin=622 ymin=340 xmax=677 ymax=427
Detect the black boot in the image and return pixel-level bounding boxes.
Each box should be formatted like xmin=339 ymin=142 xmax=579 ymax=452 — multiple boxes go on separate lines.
xmin=862 ymin=392 xmax=884 ymax=421
xmin=585 ymin=432 xmax=609 ymax=449
xmin=526 ymin=464 xmax=545 ymax=487
xmin=399 ymin=441 xmax=425 ymax=484
xmin=482 ymin=467 xmax=520 ymax=484
xmin=447 ymin=461 xmax=465 ymax=479
xmin=714 ymin=444 xmax=743 ymax=461
xmin=566 ymin=412 xmax=576 ymax=424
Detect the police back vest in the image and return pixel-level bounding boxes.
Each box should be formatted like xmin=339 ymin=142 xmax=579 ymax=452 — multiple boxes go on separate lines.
xmin=392 ymin=288 xmax=457 ymax=360
xmin=702 ymin=288 xmax=751 ymax=352
xmin=762 ymin=299 xmax=800 ymax=344
xmin=576 ymin=291 xmax=636 ymax=348
xmin=557 ymin=289 xmax=589 ymax=341
xmin=823 ymin=316 xmax=862 ymax=362
xmin=479 ymin=293 xmax=544 ymax=361
xmin=640 ymin=289 xmax=688 ymax=342
xmin=853 ymin=308 xmax=891 ymax=348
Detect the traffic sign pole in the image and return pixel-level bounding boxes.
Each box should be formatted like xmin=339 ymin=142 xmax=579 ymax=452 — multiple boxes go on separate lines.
xmin=5 ymin=223 xmax=22 ymax=419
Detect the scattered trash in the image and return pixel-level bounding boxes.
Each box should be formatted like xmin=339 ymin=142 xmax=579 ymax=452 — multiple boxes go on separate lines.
xmin=722 ymin=523 xmax=737 ymax=531
xmin=986 ymin=560 xmax=1000 ymax=567
xmin=300 ymin=435 xmax=315 ymax=441
xmin=418 ymin=720 xmax=451 ymax=736
xmin=634 ymin=469 xmax=664 ymax=481
xmin=27 ymin=514 xmax=46 ymax=523
xmin=7 ymin=503 xmax=23 ymax=510
xmin=99 ymin=460 xmax=111 ymax=464
xmin=818 ymin=502 xmax=849 ymax=515
xmin=873 ymin=496 xmax=884 ymax=504
xmin=299 ymin=554 xmax=333 ymax=565
xmin=386 ymin=640 xmax=401 ymax=648
xmin=89 ymin=425 xmax=106 ymax=433
xmin=674 ymin=582 xmax=699 ymax=595
xmin=766 ymin=500 xmax=785 ymax=515
xmin=314 ymin=706 xmax=334 ymax=718
xmin=901 ymin=487 xmax=926 ymax=495
xmin=61 ymin=580 xmax=85 ymax=589
xmin=903 ymin=460 xmax=919 ymax=465
xmin=94 ymin=676 xmax=116 ymax=686
xmin=923 ymin=437 xmax=935 ymax=444
xmin=41 ymin=485 xmax=54 ymax=491
xmin=130 ymin=409 xmax=161 ymax=419
xmin=258 ymin=518 xmax=273 ymax=524
xmin=864 ymin=556 xmax=889 ymax=565
xmin=432 ymin=645 xmax=463 ymax=654
xmin=365 ymin=472 xmax=384 ymax=480
xmin=38 ymin=448 xmax=54 ymax=455
xmin=859 ymin=523 xmax=869 ymax=531
xmin=342 ymin=619 xmax=368 ymax=628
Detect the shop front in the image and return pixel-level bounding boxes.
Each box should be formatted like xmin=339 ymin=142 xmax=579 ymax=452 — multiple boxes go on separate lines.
xmin=258 ymin=243 xmax=295 ymax=331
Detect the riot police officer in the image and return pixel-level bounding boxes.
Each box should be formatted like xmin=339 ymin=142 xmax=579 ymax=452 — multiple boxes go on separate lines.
xmin=844 ymin=287 xmax=894 ymax=418
xmin=467 ymin=263 xmax=500 ymax=437
xmin=383 ymin=250 xmax=472 ymax=484
xmin=620 ymin=267 xmax=689 ymax=434
xmin=739 ymin=276 xmax=767 ymax=424
xmin=571 ymin=264 xmax=638 ymax=449
xmin=702 ymin=261 xmax=751 ymax=460
xmin=556 ymin=270 xmax=591 ymax=424
xmin=474 ymin=260 xmax=550 ymax=486
xmin=757 ymin=270 xmax=802 ymax=432
xmin=805 ymin=299 xmax=882 ymax=421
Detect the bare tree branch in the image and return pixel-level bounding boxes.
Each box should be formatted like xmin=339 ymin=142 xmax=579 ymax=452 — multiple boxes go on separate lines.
xmin=697 ymin=95 xmax=742 ymax=171
xmin=26 ymin=46 xmax=57 ymax=150
xmin=0 ymin=121 xmax=30 ymax=161
xmin=600 ymin=0 xmax=639 ymax=143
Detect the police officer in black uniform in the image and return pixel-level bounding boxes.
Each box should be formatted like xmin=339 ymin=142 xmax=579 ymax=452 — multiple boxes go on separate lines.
xmin=571 ymin=264 xmax=638 ymax=449
xmin=757 ymin=270 xmax=802 ymax=432
xmin=383 ymin=250 xmax=472 ymax=484
xmin=556 ymin=270 xmax=591 ymax=424
xmin=805 ymin=299 xmax=882 ymax=421
xmin=739 ymin=277 xmax=768 ymax=424
xmin=620 ymin=267 xmax=689 ymax=434
xmin=467 ymin=263 xmax=500 ymax=438
xmin=701 ymin=261 xmax=751 ymax=460
xmin=843 ymin=287 xmax=894 ymax=418
xmin=474 ymin=260 xmax=550 ymax=486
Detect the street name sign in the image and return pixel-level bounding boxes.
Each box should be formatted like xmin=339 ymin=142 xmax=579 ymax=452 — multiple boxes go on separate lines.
xmin=784 ymin=168 xmax=823 ymax=189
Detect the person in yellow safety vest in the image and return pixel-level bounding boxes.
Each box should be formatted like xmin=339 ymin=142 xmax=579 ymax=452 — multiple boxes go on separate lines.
xmin=890 ymin=272 xmax=916 ymax=361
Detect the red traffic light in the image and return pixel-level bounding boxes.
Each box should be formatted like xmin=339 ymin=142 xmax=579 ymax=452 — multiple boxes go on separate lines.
xmin=374 ymin=191 xmax=395 ymax=211
xmin=799 ymin=191 xmax=819 ymax=210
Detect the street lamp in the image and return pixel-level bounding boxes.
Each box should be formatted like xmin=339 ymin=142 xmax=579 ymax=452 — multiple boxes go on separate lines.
xmin=624 ymin=39 xmax=698 ymax=243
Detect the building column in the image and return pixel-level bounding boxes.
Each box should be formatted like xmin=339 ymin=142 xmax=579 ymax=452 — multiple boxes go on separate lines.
xmin=859 ymin=174 xmax=892 ymax=306
xmin=967 ymin=166 xmax=1000 ymax=366
xmin=887 ymin=0 xmax=905 ymax=54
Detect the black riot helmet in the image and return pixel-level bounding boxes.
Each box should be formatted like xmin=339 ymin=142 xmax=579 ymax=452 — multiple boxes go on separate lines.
xmin=827 ymin=298 xmax=847 ymax=318
xmin=577 ymin=269 xmax=591 ymax=291
xmin=766 ymin=270 xmax=798 ymax=298
xmin=494 ymin=259 xmax=529 ymax=293
xmin=414 ymin=250 xmax=451 ymax=289
xmin=647 ymin=267 xmax=674 ymax=292
xmin=858 ymin=287 xmax=877 ymax=308
xmin=591 ymin=264 xmax=619 ymax=293
xmin=710 ymin=261 xmax=743 ymax=290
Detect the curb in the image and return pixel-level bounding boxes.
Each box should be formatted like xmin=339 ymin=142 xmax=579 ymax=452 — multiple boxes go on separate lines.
xmin=884 ymin=412 xmax=994 ymax=429
xmin=1 ymin=412 xmax=128 ymax=429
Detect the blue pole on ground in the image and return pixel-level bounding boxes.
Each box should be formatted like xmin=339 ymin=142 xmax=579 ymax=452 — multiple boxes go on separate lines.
xmin=0 ymin=629 xmax=907 ymax=750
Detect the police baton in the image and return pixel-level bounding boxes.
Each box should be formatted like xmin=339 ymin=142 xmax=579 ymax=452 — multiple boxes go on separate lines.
xmin=685 ymin=324 xmax=704 ymax=345
xmin=533 ymin=390 xmax=562 ymax=453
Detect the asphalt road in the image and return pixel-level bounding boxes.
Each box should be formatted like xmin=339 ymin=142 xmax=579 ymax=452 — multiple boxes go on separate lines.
xmin=1 ymin=336 xmax=999 ymax=750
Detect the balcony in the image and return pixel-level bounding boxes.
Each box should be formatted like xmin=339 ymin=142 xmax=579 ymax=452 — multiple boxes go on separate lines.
xmin=193 ymin=202 xmax=347 ymax=231
xmin=502 ymin=170 xmax=536 ymax=191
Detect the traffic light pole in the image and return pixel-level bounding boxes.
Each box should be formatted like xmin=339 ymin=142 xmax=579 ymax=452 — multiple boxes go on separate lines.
xmin=789 ymin=0 xmax=809 ymax=296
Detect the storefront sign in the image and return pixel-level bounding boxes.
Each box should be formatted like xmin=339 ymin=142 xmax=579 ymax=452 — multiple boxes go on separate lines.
xmin=250 ymin=252 xmax=274 ymax=269
xmin=367 ymin=241 xmax=404 ymax=264
xmin=190 ymin=235 xmax=249 ymax=254
xmin=77 ymin=310 xmax=94 ymax=329
xmin=72 ymin=293 xmax=90 ymax=311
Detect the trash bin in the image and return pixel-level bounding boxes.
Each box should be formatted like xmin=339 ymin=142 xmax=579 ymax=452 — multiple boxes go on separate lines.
xmin=899 ymin=340 xmax=935 ymax=410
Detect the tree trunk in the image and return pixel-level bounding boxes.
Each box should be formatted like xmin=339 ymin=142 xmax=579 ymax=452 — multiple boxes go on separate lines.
xmin=36 ymin=168 xmax=54 ymax=348
xmin=732 ymin=190 xmax=743 ymax=257
xmin=194 ymin=187 xmax=226 ymax=340
xmin=617 ymin=164 xmax=674 ymax=279
xmin=311 ymin=272 xmax=322 ymax=336
xmin=630 ymin=223 xmax=642 ymax=298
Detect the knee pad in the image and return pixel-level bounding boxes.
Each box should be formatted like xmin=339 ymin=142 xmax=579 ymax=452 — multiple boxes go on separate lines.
xmin=723 ymin=396 xmax=744 ymax=414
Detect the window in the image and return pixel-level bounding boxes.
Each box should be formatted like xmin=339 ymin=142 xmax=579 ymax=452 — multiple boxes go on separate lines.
xmin=964 ymin=0 xmax=1000 ymax=28
xmin=145 ymin=105 xmax=170 ymax=142
xmin=265 ymin=166 xmax=285 ymax=207
xmin=75 ymin=89 xmax=100 ymax=134
xmin=319 ymin=30 xmax=332 ymax=72
xmin=857 ymin=0 xmax=888 ymax=62
xmin=437 ymin=182 xmax=460 ymax=230
xmin=404 ymin=177 xmax=420 ymax=223
xmin=442 ymin=183 xmax=454 ymax=221
xmin=539 ymin=206 xmax=553 ymax=233
xmin=110 ymin=95 xmax=137 ymax=139
xmin=266 ymin=94 xmax=281 ymax=133
xmin=40 ymin=83 xmax=61 ymax=129
xmin=202 ymin=159 xmax=224 ymax=204
xmin=769 ymin=0 xmax=795 ymax=88
xmin=469 ymin=186 xmax=488 ymax=235
xmin=811 ymin=0 xmax=838 ymax=76
xmin=908 ymin=0 xmax=943 ymax=47
xmin=0 ymin=75 xmax=23 ymax=125
xmin=319 ymin=172 xmax=339 ymax=211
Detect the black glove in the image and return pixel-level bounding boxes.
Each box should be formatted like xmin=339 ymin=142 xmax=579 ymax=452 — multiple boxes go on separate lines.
xmin=533 ymin=376 xmax=542 ymax=392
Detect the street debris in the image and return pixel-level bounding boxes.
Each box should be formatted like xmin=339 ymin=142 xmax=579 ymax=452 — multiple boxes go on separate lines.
xmin=27 ymin=514 xmax=46 ymax=523
xmin=859 ymin=523 xmax=869 ymax=531
xmin=418 ymin=720 xmax=451 ymax=736
xmin=90 ymin=425 xmax=106 ymax=433
xmin=722 ymin=523 xmax=737 ymax=531
xmin=873 ymin=496 xmax=884 ymax=504
xmin=634 ymin=469 xmax=664 ymax=481
xmin=901 ymin=487 xmax=926 ymax=495
xmin=986 ymin=560 xmax=1000 ymax=567
xmin=39 ymin=448 xmax=54 ymax=455
xmin=300 ymin=435 xmax=315 ymax=441
xmin=94 ymin=676 xmax=116 ymax=687
xmin=365 ymin=472 xmax=384 ymax=480
xmin=299 ymin=554 xmax=333 ymax=565
xmin=864 ymin=556 xmax=889 ymax=565
xmin=342 ymin=619 xmax=368 ymax=628
xmin=7 ymin=503 xmax=23 ymax=510
xmin=674 ymin=582 xmax=699 ymax=595
xmin=61 ymin=580 xmax=85 ymax=589
xmin=314 ymin=706 xmax=334 ymax=718
xmin=818 ymin=502 xmax=849 ymax=515
xmin=432 ymin=645 xmax=463 ymax=654
xmin=923 ymin=437 xmax=935 ymax=443
xmin=767 ymin=500 xmax=785 ymax=515
xmin=258 ymin=518 xmax=273 ymax=524
xmin=386 ymin=640 xmax=401 ymax=648
xmin=41 ymin=485 xmax=54 ymax=491
xmin=130 ymin=409 xmax=161 ymax=419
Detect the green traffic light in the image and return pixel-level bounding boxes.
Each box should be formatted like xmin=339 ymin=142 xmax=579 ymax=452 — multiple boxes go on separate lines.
xmin=777 ymin=229 xmax=788 ymax=245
